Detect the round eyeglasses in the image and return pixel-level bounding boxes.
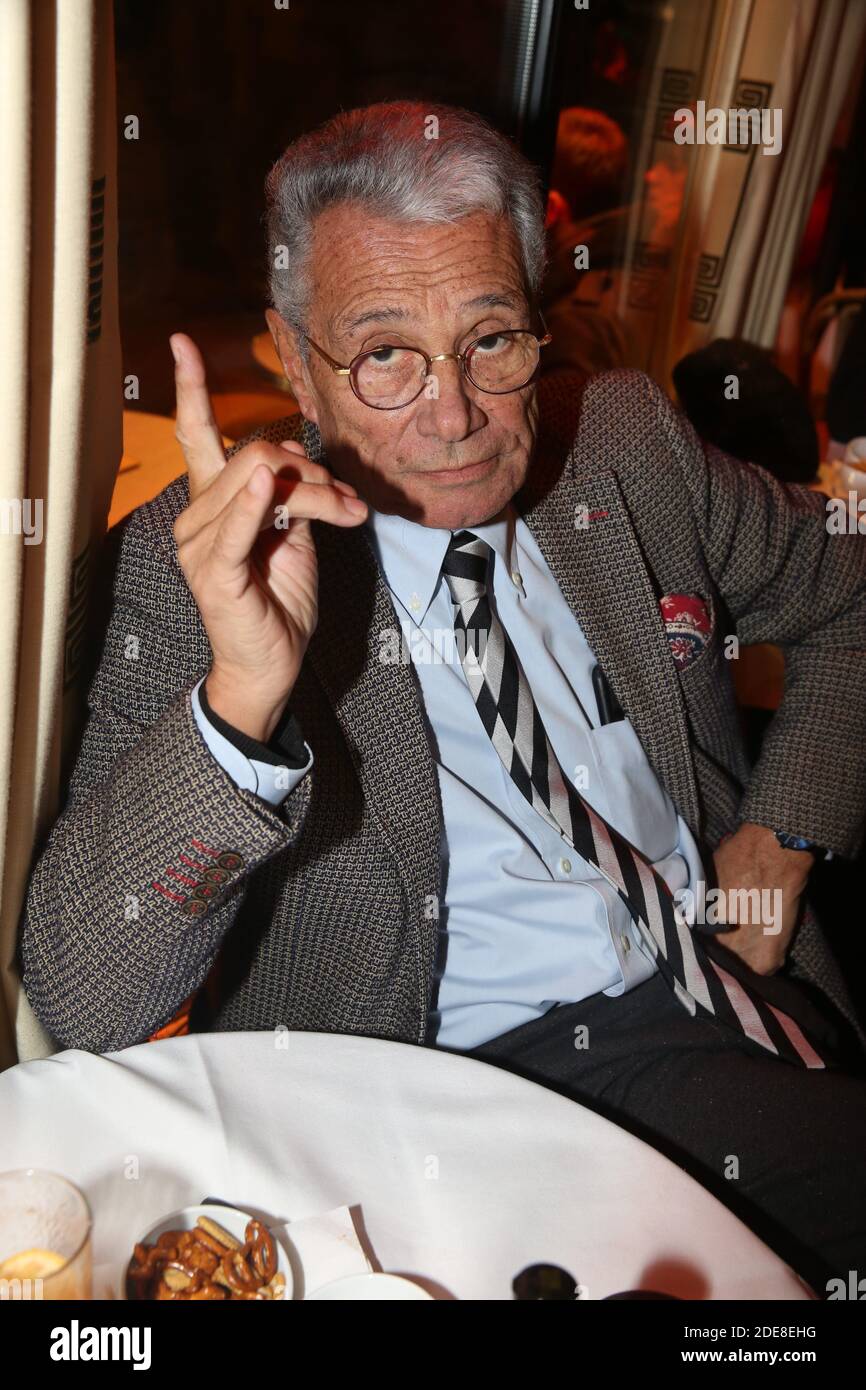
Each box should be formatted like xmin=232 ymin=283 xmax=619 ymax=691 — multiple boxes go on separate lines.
xmin=303 ymin=317 xmax=553 ymax=410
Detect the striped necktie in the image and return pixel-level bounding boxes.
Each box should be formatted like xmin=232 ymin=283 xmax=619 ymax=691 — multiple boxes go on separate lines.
xmin=441 ymin=529 xmax=828 ymax=1070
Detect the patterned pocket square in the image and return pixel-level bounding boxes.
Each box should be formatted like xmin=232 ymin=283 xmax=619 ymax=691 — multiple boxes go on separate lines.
xmin=659 ymin=593 xmax=713 ymax=669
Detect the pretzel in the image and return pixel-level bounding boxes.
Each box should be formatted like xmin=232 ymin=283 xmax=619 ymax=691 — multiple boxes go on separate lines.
xmin=193 ymin=1227 xmax=234 ymax=1259
xmin=196 ymin=1215 xmax=243 ymax=1251
xmin=187 ymin=1280 xmax=228 ymax=1299
xmin=246 ymin=1220 xmax=278 ymax=1281
xmin=127 ymin=1213 xmax=285 ymax=1300
xmin=127 ymin=1212 xmax=286 ymax=1295
xmin=221 ymin=1245 xmax=259 ymax=1294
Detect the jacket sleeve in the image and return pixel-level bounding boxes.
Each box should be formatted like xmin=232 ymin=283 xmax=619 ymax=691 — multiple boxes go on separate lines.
xmin=19 ymin=496 xmax=311 ymax=1053
xmin=650 ymin=374 xmax=866 ymax=858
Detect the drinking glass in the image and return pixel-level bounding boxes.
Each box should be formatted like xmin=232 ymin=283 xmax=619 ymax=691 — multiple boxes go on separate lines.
xmin=0 ymin=1169 xmax=92 ymax=1300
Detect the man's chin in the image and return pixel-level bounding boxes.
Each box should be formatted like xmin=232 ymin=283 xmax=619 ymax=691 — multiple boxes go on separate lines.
xmin=407 ymin=471 xmax=524 ymax=531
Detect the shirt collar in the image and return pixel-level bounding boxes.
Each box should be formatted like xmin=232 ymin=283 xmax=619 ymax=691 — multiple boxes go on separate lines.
xmin=366 ymin=505 xmax=519 ymax=622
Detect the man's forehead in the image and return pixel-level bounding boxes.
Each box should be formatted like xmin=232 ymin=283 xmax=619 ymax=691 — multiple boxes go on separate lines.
xmin=341 ymin=291 xmax=524 ymax=335
xmin=308 ymin=204 xmax=527 ymax=334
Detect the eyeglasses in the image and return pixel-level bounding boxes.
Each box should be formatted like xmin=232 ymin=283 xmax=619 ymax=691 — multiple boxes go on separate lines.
xmin=303 ymin=315 xmax=553 ymax=410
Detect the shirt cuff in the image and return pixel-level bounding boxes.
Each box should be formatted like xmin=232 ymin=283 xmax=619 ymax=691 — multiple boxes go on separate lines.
xmin=191 ymin=676 xmax=313 ymax=807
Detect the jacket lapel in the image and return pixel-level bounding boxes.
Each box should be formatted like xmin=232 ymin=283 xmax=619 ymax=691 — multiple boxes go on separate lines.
xmin=520 ymin=457 xmax=702 ymax=839
xmin=307 ymin=518 xmax=443 ymax=1021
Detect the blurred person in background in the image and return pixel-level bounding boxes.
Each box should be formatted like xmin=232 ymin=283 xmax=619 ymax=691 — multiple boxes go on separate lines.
xmin=542 ymin=107 xmax=633 ymax=376
xmin=673 ymin=339 xmax=820 ymax=486
xmin=542 ymin=106 xmax=688 ymax=378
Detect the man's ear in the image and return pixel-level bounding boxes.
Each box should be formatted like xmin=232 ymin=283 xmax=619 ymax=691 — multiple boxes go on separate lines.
xmin=265 ymin=308 xmax=318 ymax=423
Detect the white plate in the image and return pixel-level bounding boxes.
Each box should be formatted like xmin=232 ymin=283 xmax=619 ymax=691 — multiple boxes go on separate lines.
xmin=305 ymin=1273 xmax=433 ymax=1301
xmin=126 ymin=1203 xmax=292 ymax=1301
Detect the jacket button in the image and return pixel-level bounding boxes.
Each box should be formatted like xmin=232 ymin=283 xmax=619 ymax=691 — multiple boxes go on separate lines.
xmin=204 ymin=866 xmax=230 ymax=885
xmin=182 ymin=898 xmax=208 ymax=917
xmin=217 ymin=852 xmax=243 ymax=871
xmin=192 ymin=882 xmax=220 ymax=901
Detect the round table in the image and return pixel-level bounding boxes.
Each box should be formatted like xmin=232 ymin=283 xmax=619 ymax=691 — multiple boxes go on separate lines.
xmin=0 ymin=1032 xmax=810 ymax=1301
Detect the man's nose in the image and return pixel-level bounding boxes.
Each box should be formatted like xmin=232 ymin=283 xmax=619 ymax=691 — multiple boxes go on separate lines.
xmin=414 ymin=355 xmax=481 ymax=441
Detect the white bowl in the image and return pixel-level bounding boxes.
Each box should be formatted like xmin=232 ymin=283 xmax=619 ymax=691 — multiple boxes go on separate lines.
xmin=305 ymin=1272 xmax=433 ymax=1301
xmin=126 ymin=1203 xmax=292 ymax=1301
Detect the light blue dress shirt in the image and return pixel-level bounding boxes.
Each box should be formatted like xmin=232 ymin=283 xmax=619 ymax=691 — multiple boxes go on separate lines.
xmin=193 ymin=505 xmax=707 ymax=1050
xmin=190 ymin=675 xmax=312 ymax=802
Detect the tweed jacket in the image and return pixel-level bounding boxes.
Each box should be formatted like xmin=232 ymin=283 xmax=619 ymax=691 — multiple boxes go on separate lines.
xmin=20 ymin=370 xmax=866 ymax=1054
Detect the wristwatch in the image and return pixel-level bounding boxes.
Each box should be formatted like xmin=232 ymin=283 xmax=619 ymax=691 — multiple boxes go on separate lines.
xmin=773 ymin=830 xmax=833 ymax=862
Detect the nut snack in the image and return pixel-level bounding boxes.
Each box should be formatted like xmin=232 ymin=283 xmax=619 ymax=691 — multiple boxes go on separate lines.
xmin=127 ymin=1213 xmax=286 ymax=1301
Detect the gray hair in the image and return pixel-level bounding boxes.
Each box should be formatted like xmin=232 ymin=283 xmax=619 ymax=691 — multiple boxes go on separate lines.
xmin=264 ymin=101 xmax=547 ymax=352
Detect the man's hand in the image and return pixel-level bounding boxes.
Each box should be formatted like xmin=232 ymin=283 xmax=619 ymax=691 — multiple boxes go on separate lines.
xmin=170 ymin=333 xmax=368 ymax=742
xmin=710 ymin=822 xmax=815 ymax=974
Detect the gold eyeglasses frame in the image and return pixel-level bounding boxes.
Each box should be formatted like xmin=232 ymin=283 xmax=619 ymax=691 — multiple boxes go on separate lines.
xmin=302 ymin=311 xmax=553 ymax=411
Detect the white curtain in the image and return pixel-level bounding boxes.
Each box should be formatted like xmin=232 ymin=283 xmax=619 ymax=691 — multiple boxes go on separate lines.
xmin=588 ymin=0 xmax=866 ymax=387
xmin=0 ymin=0 xmax=121 ymax=1069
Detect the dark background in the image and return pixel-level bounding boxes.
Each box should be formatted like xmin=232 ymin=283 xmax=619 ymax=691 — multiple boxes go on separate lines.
xmin=113 ymin=0 xmax=668 ymax=411
xmin=115 ymin=0 xmax=529 ymax=324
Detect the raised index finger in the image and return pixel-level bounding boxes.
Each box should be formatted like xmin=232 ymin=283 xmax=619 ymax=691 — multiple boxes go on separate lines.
xmin=170 ymin=333 xmax=226 ymax=498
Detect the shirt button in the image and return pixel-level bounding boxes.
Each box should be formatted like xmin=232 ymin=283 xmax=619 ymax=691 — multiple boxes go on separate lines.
xmin=560 ymin=857 xmax=572 ymax=874
xmin=511 ymin=569 xmax=522 ymax=587
xmin=409 ymin=592 xmax=421 ymax=613
xmin=621 ymin=933 xmax=631 ymax=954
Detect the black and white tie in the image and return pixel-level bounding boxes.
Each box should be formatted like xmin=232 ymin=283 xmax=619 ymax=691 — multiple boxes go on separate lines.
xmin=441 ymin=530 xmax=827 ymax=1069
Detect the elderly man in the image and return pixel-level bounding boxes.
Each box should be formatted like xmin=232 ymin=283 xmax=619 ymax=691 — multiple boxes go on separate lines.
xmin=21 ymin=102 xmax=866 ymax=1291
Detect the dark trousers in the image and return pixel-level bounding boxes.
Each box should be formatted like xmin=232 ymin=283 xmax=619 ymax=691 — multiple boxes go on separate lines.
xmin=467 ymin=974 xmax=866 ymax=1295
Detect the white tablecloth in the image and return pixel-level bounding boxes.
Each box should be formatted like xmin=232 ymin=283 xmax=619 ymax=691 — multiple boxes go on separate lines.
xmin=0 ymin=1031 xmax=810 ymax=1300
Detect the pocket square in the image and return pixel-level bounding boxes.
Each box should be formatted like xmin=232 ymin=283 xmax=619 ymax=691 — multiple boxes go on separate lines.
xmin=659 ymin=593 xmax=713 ymax=669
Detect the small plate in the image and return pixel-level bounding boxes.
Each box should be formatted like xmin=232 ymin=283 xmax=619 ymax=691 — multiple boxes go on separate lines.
xmin=126 ymin=1203 xmax=292 ymax=1301
xmin=305 ymin=1273 xmax=433 ymax=1301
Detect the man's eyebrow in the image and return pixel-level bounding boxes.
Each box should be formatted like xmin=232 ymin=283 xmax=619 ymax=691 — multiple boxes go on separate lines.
xmin=459 ymin=292 xmax=523 ymax=313
xmin=341 ymin=306 xmax=410 ymax=334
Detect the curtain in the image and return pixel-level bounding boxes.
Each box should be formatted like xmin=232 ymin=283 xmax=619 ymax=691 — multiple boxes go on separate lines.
xmin=0 ymin=0 xmax=121 ymax=1069
xmin=585 ymin=0 xmax=866 ymax=387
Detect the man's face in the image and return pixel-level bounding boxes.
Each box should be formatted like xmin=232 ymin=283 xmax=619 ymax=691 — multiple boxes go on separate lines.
xmin=268 ymin=206 xmax=539 ymax=529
